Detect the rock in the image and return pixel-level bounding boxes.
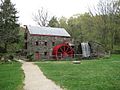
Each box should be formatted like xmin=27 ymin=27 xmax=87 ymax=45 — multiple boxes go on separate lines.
xmin=1 ymin=57 xmax=5 ymax=61
xmin=72 ymin=61 xmax=81 ymax=64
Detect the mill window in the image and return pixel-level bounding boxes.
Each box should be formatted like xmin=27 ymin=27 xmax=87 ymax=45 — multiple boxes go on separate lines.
xmin=25 ymin=42 xmax=27 ymax=49
xmin=44 ymin=52 xmax=47 ymax=56
xmin=35 ymin=41 xmax=39 ymax=46
xmin=45 ymin=42 xmax=47 ymax=46
xmin=24 ymin=33 xmax=27 ymax=40
xmin=52 ymin=42 xmax=55 ymax=46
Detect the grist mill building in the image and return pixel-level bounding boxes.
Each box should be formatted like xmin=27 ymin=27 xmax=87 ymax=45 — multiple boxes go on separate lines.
xmin=24 ymin=26 xmax=74 ymax=60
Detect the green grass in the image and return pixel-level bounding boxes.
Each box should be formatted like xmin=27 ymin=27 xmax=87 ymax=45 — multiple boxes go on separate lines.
xmin=36 ymin=55 xmax=120 ymax=90
xmin=0 ymin=62 xmax=24 ymax=90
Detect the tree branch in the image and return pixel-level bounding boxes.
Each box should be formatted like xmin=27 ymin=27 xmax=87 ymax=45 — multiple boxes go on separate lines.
xmin=33 ymin=8 xmax=49 ymax=26
xmin=0 ymin=0 xmax=3 ymax=4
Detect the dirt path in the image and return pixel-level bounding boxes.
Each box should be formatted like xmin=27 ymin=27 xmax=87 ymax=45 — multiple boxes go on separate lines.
xmin=21 ymin=61 xmax=62 ymax=90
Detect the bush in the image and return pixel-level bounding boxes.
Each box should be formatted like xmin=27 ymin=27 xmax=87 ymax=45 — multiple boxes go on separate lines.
xmin=0 ymin=47 xmax=6 ymax=53
xmin=27 ymin=54 xmax=34 ymax=61
xmin=0 ymin=53 xmax=3 ymax=60
xmin=112 ymin=50 xmax=120 ymax=54
xmin=0 ymin=53 xmax=15 ymax=63
xmin=8 ymin=55 xmax=14 ymax=60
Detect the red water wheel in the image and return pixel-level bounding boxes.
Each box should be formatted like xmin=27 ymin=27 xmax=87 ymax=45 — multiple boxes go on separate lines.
xmin=52 ymin=43 xmax=74 ymax=59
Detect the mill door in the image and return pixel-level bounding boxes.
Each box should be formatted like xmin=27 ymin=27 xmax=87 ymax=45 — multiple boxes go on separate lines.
xmin=35 ymin=52 xmax=40 ymax=60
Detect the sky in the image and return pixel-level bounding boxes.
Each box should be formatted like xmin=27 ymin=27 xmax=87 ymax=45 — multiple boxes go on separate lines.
xmin=11 ymin=0 xmax=99 ymax=26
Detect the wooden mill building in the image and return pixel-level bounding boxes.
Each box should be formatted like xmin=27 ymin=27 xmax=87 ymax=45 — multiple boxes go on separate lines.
xmin=24 ymin=26 xmax=74 ymax=60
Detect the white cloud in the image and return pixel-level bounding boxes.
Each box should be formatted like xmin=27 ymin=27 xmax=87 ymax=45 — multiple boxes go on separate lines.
xmin=11 ymin=0 xmax=99 ymax=25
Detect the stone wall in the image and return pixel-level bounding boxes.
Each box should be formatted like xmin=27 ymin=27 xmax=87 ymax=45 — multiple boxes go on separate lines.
xmin=26 ymin=32 xmax=71 ymax=60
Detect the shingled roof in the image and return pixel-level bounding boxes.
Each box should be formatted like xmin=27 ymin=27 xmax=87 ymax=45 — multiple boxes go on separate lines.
xmin=27 ymin=26 xmax=71 ymax=37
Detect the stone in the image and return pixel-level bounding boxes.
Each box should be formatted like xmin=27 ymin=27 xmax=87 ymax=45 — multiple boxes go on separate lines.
xmin=72 ymin=61 xmax=81 ymax=64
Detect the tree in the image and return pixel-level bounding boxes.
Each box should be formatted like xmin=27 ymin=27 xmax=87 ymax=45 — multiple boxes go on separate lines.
xmin=33 ymin=8 xmax=49 ymax=26
xmin=89 ymin=0 xmax=120 ymax=50
xmin=0 ymin=0 xmax=3 ymax=4
xmin=67 ymin=13 xmax=95 ymax=41
xmin=0 ymin=0 xmax=19 ymax=52
xmin=59 ymin=17 xmax=68 ymax=29
xmin=67 ymin=16 xmax=80 ymax=40
xmin=48 ymin=16 xmax=59 ymax=27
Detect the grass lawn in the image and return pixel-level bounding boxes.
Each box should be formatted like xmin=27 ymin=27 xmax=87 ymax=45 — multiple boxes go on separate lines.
xmin=0 ymin=62 xmax=24 ymax=90
xmin=36 ymin=55 xmax=120 ymax=90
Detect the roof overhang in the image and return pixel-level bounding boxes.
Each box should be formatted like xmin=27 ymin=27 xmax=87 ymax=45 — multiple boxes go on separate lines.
xmin=30 ymin=34 xmax=71 ymax=38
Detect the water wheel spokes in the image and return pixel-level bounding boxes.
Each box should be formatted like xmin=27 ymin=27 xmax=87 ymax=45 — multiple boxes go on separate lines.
xmin=52 ymin=43 xmax=74 ymax=59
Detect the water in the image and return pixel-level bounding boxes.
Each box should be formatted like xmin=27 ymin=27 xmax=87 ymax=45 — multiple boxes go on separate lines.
xmin=81 ymin=42 xmax=91 ymax=57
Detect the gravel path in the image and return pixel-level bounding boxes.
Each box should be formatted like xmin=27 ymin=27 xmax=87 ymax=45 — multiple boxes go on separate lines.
xmin=21 ymin=61 xmax=62 ymax=90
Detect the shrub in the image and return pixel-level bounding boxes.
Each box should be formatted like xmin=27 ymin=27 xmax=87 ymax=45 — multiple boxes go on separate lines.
xmin=8 ymin=55 xmax=14 ymax=60
xmin=0 ymin=47 xmax=6 ymax=53
xmin=112 ymin=50 xmax=120 ymax=54
xmin=27 ymin=54 xmax=34 ymax=61
xmin=0 ymin=53 xmax=3 ymax=60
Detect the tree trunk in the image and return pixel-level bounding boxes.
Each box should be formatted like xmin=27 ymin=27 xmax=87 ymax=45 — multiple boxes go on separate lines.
xmin=111 ymin=32 xmax=115 ymax=50
xmin=4 ymin=43 xmax=7 ymax=53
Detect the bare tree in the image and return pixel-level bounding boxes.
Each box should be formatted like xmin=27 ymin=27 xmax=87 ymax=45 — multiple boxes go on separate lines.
xmin=33 ymin=8 xmax=49 ymax=27
xmin=89 ymin=0 xmax=120 ymax=50
xmin=0 ymin=0 xmax=3 ymax=3
xmin=0 ymin=0 xmax=3 ymax=5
